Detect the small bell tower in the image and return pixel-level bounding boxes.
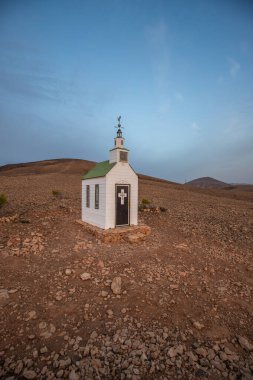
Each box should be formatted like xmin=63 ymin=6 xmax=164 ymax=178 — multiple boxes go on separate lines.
xmin=114 ymin=116 xmax=124 ymax=148
xmin=109 ymin=116 xmax=129 ymax=164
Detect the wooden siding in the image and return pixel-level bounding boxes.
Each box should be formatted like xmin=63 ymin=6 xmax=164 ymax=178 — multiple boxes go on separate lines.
xmin=82 ymin=177 xmax=106 ymax=229
xmin=109 ymin=149 xmax=117 ymax=163
xmin=105 ymin=162 xmax=138 ymax=229
xmin=109 ymin=149 xmax=130 ymax=164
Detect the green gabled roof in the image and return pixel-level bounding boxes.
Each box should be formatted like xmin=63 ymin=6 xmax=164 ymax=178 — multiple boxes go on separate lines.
xmin=82 ymin=160 xmax=116 ymax=180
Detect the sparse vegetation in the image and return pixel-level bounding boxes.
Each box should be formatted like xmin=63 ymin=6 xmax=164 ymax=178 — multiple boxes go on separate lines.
xmin=138 ymin=198 xmax=167 ymax=213
xmin=52 ymin=190 xmax=63 ymax=199
xmin=0 ymin=193 xmax=7 ymax=208
xmin=19 ymin=218 xmax=30 ymax=224
xmin=0 ymin=162 xmax=252 ymax=380
xmin=141 ymin=198 xmax=151 ymax=205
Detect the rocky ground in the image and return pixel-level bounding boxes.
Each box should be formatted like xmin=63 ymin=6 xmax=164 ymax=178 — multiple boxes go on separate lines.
xmin=0 ymin=167 xmax=253 ymax=379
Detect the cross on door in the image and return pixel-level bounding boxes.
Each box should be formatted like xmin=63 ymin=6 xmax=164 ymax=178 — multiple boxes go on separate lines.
xmin=118 ymin=188 xmax=127 ymax=205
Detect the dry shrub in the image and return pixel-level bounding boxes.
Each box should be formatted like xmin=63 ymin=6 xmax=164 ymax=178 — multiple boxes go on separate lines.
xmin=0 ymin=193 xmax=7 ymax=208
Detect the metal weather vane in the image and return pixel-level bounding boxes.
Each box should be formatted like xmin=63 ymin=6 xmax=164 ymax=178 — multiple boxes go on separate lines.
xmin=115 ymin=115 xmax=124 ymax=137
xmin=115 ymin=115 xmax=123 ymax=129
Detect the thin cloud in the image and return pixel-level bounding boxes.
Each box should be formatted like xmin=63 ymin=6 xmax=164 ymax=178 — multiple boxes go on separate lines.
xmin=175 ymin=92 xmax=183 ymax=101
xmin=0 ymin=68 xmax=82 ymax=105
xmin=146 ymin=20 xmax=170 ymax=91
xmin=228 ymin=58 xmax=240 ymax=78
xmin=157 ymin=99 xmax=170 ymax=115
xmin=146 ymin=20 xmax=168 ymax=46
xmin=191 ymin=121 xmax=200 ymax=132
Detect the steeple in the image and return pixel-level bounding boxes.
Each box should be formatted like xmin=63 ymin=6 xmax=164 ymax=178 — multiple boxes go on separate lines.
xmin=109 ymin=116 xmax=129 ymax=164
xmin=114 ymin=115 xmax=124 ymax=148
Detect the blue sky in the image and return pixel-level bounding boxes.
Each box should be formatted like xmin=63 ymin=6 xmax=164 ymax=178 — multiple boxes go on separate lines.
xmin=0 ymin=0 xmax=253 ymax=183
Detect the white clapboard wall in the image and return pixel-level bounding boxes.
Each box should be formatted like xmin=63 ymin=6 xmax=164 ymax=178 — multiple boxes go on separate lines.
xmin=105 ymin=163 xmax=138 ymax=229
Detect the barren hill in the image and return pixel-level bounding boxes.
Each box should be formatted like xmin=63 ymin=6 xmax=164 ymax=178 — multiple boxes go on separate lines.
xmin=0 ymin=159 xmax=253 ymax=379
xmin=0 ymin=159 xmax=178 ymax=187
xmin=0 ymin=158 xmax=96 ymax=176
xmin=185 ymin=176 xmax=230 ymax=189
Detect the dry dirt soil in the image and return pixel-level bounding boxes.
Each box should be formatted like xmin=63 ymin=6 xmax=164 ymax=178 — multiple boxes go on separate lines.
xmin=0 ymin=159 xmax=253 ymax=380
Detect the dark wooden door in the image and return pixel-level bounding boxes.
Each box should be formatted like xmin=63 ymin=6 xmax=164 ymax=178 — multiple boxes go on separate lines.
xmin=116 ymin=185 xmax=129 ymax=226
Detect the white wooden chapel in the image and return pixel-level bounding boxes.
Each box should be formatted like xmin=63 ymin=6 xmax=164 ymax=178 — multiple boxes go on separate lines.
xmin=81 ymin=116 xmax=138 ymax=229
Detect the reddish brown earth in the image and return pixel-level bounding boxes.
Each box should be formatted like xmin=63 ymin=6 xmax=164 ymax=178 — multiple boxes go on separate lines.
xmin=0 ymin=159 xmax=253 ymax=380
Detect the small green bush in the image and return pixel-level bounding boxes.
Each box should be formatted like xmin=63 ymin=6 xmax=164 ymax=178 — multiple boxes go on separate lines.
xmin=0 ymin=193 xmax=7 ymax=208
xmin=141 ymin=198 xmax=151 ymax=205
xmin=52 ymin=190 xmax=63 ymax=199
xmin=19 ymin=218 xmax=30 ymax=224
xmin=138 ymin=204 xmax=145 ymax=211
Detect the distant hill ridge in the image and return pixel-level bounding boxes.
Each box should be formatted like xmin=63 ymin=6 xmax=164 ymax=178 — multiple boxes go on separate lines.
xmin=0 ymin=161 xmax=252 ymax=192
xmin=0 ymin=158 xmax=178 ymax=185
xmin=0 ymin=158 xmax=96 ymax=176
xmin=185 ymin=176 xmax=230 ymax=189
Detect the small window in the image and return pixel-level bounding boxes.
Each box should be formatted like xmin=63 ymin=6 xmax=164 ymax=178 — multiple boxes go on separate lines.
xmin=115 ymin=140 xmax=116 ymax=145
xmin=95 ymin=184 xmax=99 ymax=209
xmin=86 ymin=185 xmax=90 ymax=208
xmin=121 ymin=139 xmax=123 ymax=145
xmin=120 ymin=151 xmax=128 ymax=162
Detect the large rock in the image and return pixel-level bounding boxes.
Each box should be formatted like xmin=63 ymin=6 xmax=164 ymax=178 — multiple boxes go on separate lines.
xmin=111 ymin=277 xmax=122 ymax=295
xmin=23 ymin=370 xmax=37 ymax=379
xmin=238 ymin=336 xmax=253 ymax=352
xmin=14 ymin=360 xmax=23 ymax=375
xmin=128 ymin=233 xmax=145 ymax=244
xmin=25 ymin=310 xmax=37 ymax=321
xmin=192 ymin=320 xmax=204 ymax=330
xmin=0 ymin=289 xmax=9 ymax=307
xmin=196 ymin=347 xmax=207 ymax=357
xmin=167 ymin=345 xmax=185 ymax=358
xmin=40 ymin=323 xmax=56 ymax=339
xmin=80 ymin=272 xmax=91 ymax=281
xmin=69 ymin=370 xmax=80 ymax=380
xmin=0 ymin=289 xmax=9 ymax=301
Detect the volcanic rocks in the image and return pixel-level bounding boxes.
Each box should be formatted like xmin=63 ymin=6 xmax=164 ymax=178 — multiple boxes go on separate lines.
xmin=111 ymin=276 xmax=122 ymax=295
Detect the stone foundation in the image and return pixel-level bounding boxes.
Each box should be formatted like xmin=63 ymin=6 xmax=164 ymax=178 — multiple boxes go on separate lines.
xmin=75 ymin=220 xmax=151 ymax=243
